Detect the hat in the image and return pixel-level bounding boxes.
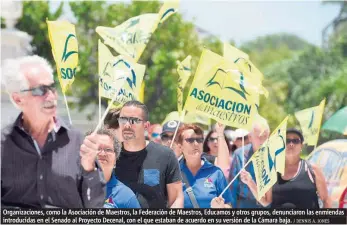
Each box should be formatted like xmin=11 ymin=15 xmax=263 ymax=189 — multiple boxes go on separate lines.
xmin=286 ymin=128 xmax=304 ymax=143
xmin=162 ymin=120 xmax=179 ymax=134
xmin=233 ymin=129 xmax=249 ymax=141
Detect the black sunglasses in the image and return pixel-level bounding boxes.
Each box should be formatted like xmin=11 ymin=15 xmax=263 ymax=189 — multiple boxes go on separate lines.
xmin=208 ymin=137 xmax=218 ymax=142
xmin=185 ymin=137 xmax=204 ymax=144
xmin=20 ymin=83 xmax=56 ymax=96
xmin=286 ymin=138 xmax=301 ymax=144
xmin=161 ymin=134 xmax=174 ymax=141
xmin=236 ymin=136 xmax=248 ymax=141
xmin=118 ymin=116 xmax=143 ymax=125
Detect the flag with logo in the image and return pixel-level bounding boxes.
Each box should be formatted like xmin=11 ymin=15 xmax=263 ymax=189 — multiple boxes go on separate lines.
xmin=183 ymin=49 xmax=258 ymax=130
xmin=251 ymin=116 xmax=288 ymax=199
xmin=98 ymin=40 xmax=146 ymax=104
xmin=96 ymin=1 xmax=179 ymax=62
xmin=295 ymin=99 xmax=326 ymax=147
xmin=223 ymin=43 xmax=268 ymax=98
xmin=47 ymin=20 xmax=79 ymax=93
xmin=177 ymin=55 xmax=192 ymax=116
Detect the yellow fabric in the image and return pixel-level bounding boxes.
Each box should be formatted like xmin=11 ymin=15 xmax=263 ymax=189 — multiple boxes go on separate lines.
xmin=96 ymin=1 xmax=178 ymax=62
xmin=98 ymin=40 xmax=146 ymax=105
xmin=223 ymin=43 xmax=268 ymax=98
xmin=295 ymin=99 xmax=326 ymax=146
xmin=177 ymin=55 xmax=192 ymax=116
xmin=184 ymin=49 xmax=258 ymax=130
xmin=251 ymin=116 xmax=288 ymax=200
xmin=47 ymin=20 xmax=79 ymax=93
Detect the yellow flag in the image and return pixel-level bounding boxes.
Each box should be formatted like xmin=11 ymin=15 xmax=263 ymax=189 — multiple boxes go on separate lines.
xmin=98 ymin=40 xmax=146 ymax=104
xmin=223 ymin=43 xmax=268 ymax=98
xmin=96 ymin=2 xmax=179 ymax=62
xmin=47 ymin=20 xmax=78 ymax=93
xmin=161 ymin=111 xmax=211 ymax=126
xmin=177 ymin=55 xmax=192 ymax=115
xmin=251 ymin=116 xmax=288 ymax=199
xmin=138 ymin=82 xmax=145 ymax=103
xmin=183 ymin=49 xmax=258 ymax=130
xmin=295 ymin=99 xmax=326 ymax=147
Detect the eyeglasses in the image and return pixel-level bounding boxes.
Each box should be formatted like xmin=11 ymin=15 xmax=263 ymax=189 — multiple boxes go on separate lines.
xmin=118 ymin=117 xmax=143 ymax=125
xmin=185 ymin=137 xmax=204 ymax=144
xmin=97 ymin=148 xmax=115 ymax=154
xmin=161 ymin=134 xmax=174 ymax=142
xmin=236 ymin=136 xmax=248 ymax=141
xmin=208 ymin=137 xmax=218 ymax=142
xmin=151 ymin=133 xmax=160 ymax=138
xmin=20 ymin=83 xmax=56 ymax=96
xmin=286 ymin=139 xmax=301 ymax=145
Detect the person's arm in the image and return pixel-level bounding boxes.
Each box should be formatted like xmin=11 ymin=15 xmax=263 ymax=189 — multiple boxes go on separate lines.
xmin=240 ymin=170 xmax=272 ymax=207
xmin=213 ymin=169 xmax=234 ymax=208
xmin=166 ymin=150 xmax=184 ymax=208
xmin=228 ymin=153 xmax=241 ymax=208
xmin=80 ymin=135 xmax=107 ymax=208
xmin=214 ymin=123 xmax=230 ymax=175
xmin=126 ymin=195 xmax=141 ymax=208
xmin=311 ymin=164 xmax=331 ymax=208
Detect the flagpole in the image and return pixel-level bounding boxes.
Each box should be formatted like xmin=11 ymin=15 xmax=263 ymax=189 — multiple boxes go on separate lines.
xmin=170 ymin=111 xmax=185 ymax=149
xmin=63 ymin=93 xmax=72 ymax=125
xmin=220 ymin=159 xmax=252 ymax=197
xmin=242 ymin=136 xmax=245 ymax=168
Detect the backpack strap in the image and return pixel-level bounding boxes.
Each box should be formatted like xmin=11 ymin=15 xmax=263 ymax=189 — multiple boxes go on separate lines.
xmin=304 ymin=160 xmax=316 ymax=184
xmin=181 ymin=171 xmax=200 ymax=208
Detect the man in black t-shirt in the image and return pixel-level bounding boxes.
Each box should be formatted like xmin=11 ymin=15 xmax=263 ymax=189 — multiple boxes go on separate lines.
xmin=115 ymin=100 xmax=183 ymax=208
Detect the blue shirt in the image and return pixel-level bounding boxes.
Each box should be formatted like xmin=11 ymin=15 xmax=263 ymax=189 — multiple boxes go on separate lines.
xmin=104 ymin=173 xmax=141 ymax=208
xmin=180 ymin=157 xmax=233 ymax=208
xmin=228 ymin=144 xmax=263 ymax=208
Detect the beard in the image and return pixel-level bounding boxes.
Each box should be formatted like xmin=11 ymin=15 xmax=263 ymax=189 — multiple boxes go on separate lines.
xmin=122 ymin=129 xmax=136 ymax=140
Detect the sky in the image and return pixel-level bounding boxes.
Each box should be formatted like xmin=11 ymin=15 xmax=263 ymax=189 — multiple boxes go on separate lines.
xmin=50 ymin=0 xmax=341 ymax=46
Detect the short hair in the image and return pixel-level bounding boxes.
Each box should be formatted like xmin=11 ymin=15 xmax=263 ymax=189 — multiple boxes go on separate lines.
xmin=176 ymin=124 xmax=204 ymax=144
xmin=104 ymin=108 xmax=121 ymax=129
xmin=1 ymin=55 xmax=54 ymax=108
xmin=86 ymin=129 xmax=121 ymax=159
xmin=121 ymin=100 xmax=149 ymax=121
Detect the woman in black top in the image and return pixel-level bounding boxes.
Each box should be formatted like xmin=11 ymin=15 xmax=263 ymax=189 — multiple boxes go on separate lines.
xmin=240 ymin=128 xmax=331 ymax=208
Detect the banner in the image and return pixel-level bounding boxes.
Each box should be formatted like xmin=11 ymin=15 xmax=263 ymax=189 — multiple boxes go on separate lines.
xmin=161 ymin=111 xmax=211 ymax=126
xmin=47 ymin=20 xmax=79 ymax=93
xmin=223 ymin=43 xmax=268 ymax=98
xmin=295 ymin=99 xmax=326 ymax=146
xmin=177 ymin=55 xmax=192 ymax=115
xmin=96 ymin=1 xmax=179 ymax=62
xmin=98 ymin=40 xmax=146 ymax=104
xmin=184 ymin=49 xmax=258 ymax=130
xmin=252 ymin=116 xmax=288 ymax=199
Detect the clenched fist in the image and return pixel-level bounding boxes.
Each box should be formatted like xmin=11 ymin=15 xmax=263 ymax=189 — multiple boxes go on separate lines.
xmin=80 ymin=134 xmax=99 ymax=172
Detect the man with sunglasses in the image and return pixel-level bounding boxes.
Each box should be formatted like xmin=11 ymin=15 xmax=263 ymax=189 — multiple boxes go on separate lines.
xmin=1 ymin=55 xmax=106 ymax=208
xmin=160 ymin=120 xmax=181 ymax=157
xmin=114 ymin=100 xmax=183 ymax=208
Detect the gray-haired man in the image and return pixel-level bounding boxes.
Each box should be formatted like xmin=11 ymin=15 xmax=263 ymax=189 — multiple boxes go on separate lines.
xmin=1 ymin=55 xmax=105 ymax=208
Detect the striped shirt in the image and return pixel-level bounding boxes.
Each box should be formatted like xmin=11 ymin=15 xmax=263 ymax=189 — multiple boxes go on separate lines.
xmin=228 ymin=144 xmax=263 ymax=208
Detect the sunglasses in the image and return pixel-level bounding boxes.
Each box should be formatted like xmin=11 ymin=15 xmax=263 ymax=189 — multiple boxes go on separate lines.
xmin=118 ymin=116 xmax=143 ymax=125
xmin=208 ymin=137 xmax=218 ymax=142
xmin=161 ymin=134 xmax=174 ymax=142
xmin=97 ymin=148 xmax=115 ymax=154
xmin=185 ymin=137 xmax=204 ymax=144
xmin=151 ymin=133 xmax=160 ymax=138
xmin=20 ymin=83 xmax=56 ymax=96
xmin=236 ymin=136 xmax=248 ymax=141
xmin=286 ymin=139 xmax=301 ymax=144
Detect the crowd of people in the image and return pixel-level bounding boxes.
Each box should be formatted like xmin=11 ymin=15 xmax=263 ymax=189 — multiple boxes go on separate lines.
xmin=1 ymin=55 xmax=331 ymax=209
